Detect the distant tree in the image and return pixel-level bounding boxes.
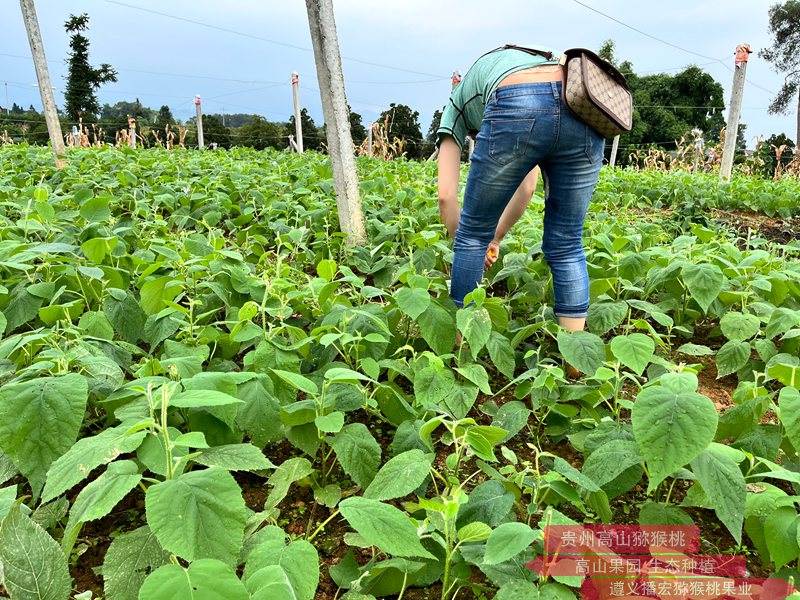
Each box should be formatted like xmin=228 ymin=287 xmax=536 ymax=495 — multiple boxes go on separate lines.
xmin=760 ymin=1 xmax=800 ymax=149
xmin=348 ymin=105 xmax=367 ymax=145
xmin=156 ymin=105 xmax=175 ymax=127
xmin=598 ymin=39 xmax=618 ymax=65
xmin=752 ymin=132 xmax=796 ymax=176
xmin=63 ymin=14 xmax=117 ymax=122
xmin=379 ymin=103 xmax=423 ymax=159
xmin=288 ymin=108 xmax=323 ymax=151
xmin=239 ymin=116 xmax=285 ymax=150
xmin=184 ymin=114 xmax=230 ymax=148
xmin=11 ymin=103 xmax=25 ymax=115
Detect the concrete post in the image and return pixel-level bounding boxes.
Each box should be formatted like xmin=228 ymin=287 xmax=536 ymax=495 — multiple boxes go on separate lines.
xmin=720 ymin=44 xmax=751 ymax=181
xmin=195 ymin=95 xmax=204 ymax=149
xmin=291 ymin=72 xmax=303 ymax=152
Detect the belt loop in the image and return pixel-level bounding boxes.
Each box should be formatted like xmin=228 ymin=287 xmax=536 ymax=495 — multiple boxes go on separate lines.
xmin=551 ymin=81 xmax=559 ymax=99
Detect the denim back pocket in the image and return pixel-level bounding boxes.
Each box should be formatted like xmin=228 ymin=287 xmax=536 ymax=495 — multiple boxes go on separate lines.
xmin=488 ymin=117 xmax=536 ymax=166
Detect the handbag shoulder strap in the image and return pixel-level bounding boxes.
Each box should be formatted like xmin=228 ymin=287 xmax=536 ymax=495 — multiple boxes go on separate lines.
xmin=501 ymin=44 xmax=556 ymax=61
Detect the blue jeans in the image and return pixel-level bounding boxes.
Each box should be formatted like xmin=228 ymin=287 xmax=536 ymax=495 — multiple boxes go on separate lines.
xmin=450 ymin=81 xmax=604 ymax=318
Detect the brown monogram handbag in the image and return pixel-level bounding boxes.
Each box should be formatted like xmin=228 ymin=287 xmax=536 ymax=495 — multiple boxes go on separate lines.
xmin=560 ymin=47 xmax=633 ymax=139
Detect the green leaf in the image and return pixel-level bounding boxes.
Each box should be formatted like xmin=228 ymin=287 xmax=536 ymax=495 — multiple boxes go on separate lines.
xmin=609 ymin=333 xmax=655 ymax=376
xmin=768 ymin=363 xmax=800 ymax=387
xmin=716 ymin=340 xmax=751 ymax=378
xmin=0 ymin=502 xmax=72 ymax=600
xmin=246 ymin=565 xmax=296 ymax=600
xmin=396 ymin=287 xmax=430 ymax=320
xmin=417 ymin=300 xmax=456 ymax=356
xmin=139 ymin=276 xmax=181 ymax=316
xmin=244 ymin=539 xmax=319 ymax=600
xmin=587 ymin=301 xmax=628 ymax=335
xmin=495 ymin=580 xmax=540 ymax=600
xmin=338 ymin=497 xmax=434 ymax=559
xmin=557 ymin=330 xmax=605 ymax=376
xmin=413 ymin=365 xmax=456 ymax=409
xmin=103 ymin=290 xmax=146 ymax=343
xmin=265 ymin=457 xmax=314 ymax=510
xmin=170 ymin=389 xmax=242 ymax=408
xmin=80 ymin=196 xmax=111 ymax=222
xmin=677 ymin=343 xmax=714 ymax=356
xmin=457 ymin=521 xmax=493 ymax=543
xmin=486 ymin=331 xmax=516 ymax=379
xmin=681 ymin=263 xmax=724 ymax=313
xmin=765 ymin=506 xmax=799 ymax=570
xmin=690 ymin=445 xmax=745 ymax=544
xmin=193 ymin=443 xmax=275 ymax=472
xmin=780 ymin=387 xmax=800 ymax=452
xmin=720 ymin=312 xmax=761 ymax=342
xmin=581 ymin=440 xmax=643 ymax=498
xmin=236 ymin=376 xmax=283 ymax=448
xmin=69 ymin=460 xmax=141 ymax=524
xmin=138 ymin=559 xmax=248 ymax=600
xmin=314 ymin=411 xmax=345 ymax=433
xmin=457 ymin=306 xmax=492 ymax=358
xmin=456 ymin=480 xmax=515 ymax=528
xmin=484 ymin=522 xmax=538 ymax=565
xmin=456 ymin=363 xmax=491 ymax=395
xmin=364 ymin=449 xmax=432 ymax=501
xmin=102 ymin=526 xmax=170 ymax=600
xmin=638 ymin=502 xmax=694 ymax=526
xmin=0 ymin=374 xmax=88 ymax=498
xmin=42 ymin=423 xmax=146 ymax=503
xmin=317 ymin=259 xmax=337 ymax=282
xmin=271 ymin=369 xmax=319 ymax=395
xmin=632 ymin=372 xmax=717 ymax=491
xmin=766 ymin=308 xmax=800 ymax=340
xmin=551 ymin=457 xmax=600 ymax=492
xmin=330 ymin=423 xmax=382 ymax=489
xmin=145 ymin=467 xmax=247 ymax=565
xmin=491 ymin=401 xmax=530 ymax=443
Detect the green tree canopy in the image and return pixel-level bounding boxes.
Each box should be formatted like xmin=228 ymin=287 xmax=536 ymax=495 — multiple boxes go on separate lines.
xmin=379 ymin=103 xmax=423 ymax=160
xmin=63 ymin=14 xmax=118 ymax=122
xmin=759 ymin=0 xmax=800 ymax=145
xmin=288 ymin=108 xmax=323 ymax=151
xmin=239 ymin=115 xmax=285 ymax=150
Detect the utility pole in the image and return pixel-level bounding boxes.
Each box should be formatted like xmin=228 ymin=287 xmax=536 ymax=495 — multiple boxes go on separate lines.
xmin=720 ymin=44 xmax=751 ymax=181
xmin=609 ymin=135 xmax=620 ymax=167
xmin=4 ymin=82 xmax=9 ymax=114
xmin=195 ymin=95 xmax=204 ymax=149
xmin=305 ymin=0 xmax=366 ymax=246
xmin=367 ymin=122 xmax=373 ymax=157
xmin=291 ymin=72 xmax=303 ymax=152
xmin=19 ymin=0 xmax=65 ymax=167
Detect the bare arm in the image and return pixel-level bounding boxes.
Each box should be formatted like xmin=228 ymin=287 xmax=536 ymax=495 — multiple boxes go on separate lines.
xmin=437 ymin=135 xmax=462 ymax=238
xmin=494 ymin=166 xmax=539 ymax=242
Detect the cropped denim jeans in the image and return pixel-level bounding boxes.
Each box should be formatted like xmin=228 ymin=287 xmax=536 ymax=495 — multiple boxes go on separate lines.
xmin=450 ymin=80 xmax=604 ymax=318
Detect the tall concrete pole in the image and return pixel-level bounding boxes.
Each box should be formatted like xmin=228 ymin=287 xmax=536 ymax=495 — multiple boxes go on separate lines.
xmin=305 ymin=0 xmax=366 ymax=246
xmin=291 ymin=72 xmax=303 ymax=152
xmin=19 ymin=0 xmax=65 ymax=167
xmin=720 ymin=44 xmax=751 ymax=181
xmin=609 ymin=135 xmax=620 ymax=167
xmin=194 ymin=95 xmax=204 ymax=149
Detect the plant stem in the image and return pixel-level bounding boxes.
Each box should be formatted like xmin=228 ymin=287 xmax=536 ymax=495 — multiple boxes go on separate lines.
xmin=306 ymin=509 xmax=340 ymax=543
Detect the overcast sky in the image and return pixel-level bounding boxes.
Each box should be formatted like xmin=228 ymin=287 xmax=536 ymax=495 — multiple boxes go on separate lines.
xmin=2 ymin=0 xmax=797 ymax=148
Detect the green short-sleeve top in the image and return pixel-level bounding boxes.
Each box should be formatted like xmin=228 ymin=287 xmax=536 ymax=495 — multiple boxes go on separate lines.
xmin=436 ymin=44 xmax=561 ymax=151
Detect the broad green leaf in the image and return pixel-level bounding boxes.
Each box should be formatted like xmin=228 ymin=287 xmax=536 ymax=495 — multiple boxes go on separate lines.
xmin=364 ymin=449 xmax=432 ymax=501
xmin=681 ymin=263 xmax=724 ymax=313
xmin=138 ymin=559 xmax=248 ymax=600
xmin=0 ymin=502 xmax=71 ymax=600
xmin=768 ymin=363 xmax=800 ymax=387
xmin=551 ymin=457 xmax=600 ymax=492
xmin=456 ymin=480 xmax=515 ymax=528
xmin=766 ymin=308 xmax=800 ymax=340
xmin=457 ymin=306 xmax=492 ymax=358
xmin=609 ymin=333 xmax=655 ymax=376
xmin=484 ymin=522 xmax=538 ymax=565
xmin=557 ymin=330 xmax=605 ymax=376
xmin=581 ymin=439 xmax=643 ymax=490
xmin=236 ymin=376 xmax=283 ymax=448
xmin=417 ymin=300 xmax=456 ymax=356
xmin=139 ymin=276 xmax=181 ymax=316
xmin=632 ymin=372 xmax=717 ymax=491
xmin=0 ymin=374 xmax=88 ymax=498
xmin=265 ymin=457 xmax=314 ymax=510
xmin=271 ymin=369 xmax=318 ymax=395
xmin=329 ymin=423 xmax=381 ymax=489
xmin=170 ymin=389 xmax=242 ymax=408
xmin=716 ymin=340 xmax=751 ymax=378
xmin=587 ymin=301 xmax=628 ymax=335
xmin=780 ymin=387 xmax=800 ymax=452
xmin=246 ymin=565 xmax=297 ymax=600
xmin=193 ymin=443 xmax=275 ymax=472
xmin=491 ymin=401 xmax=530 ymax=443
xmin=395 ymin=287 xmax=430 ymax=320
xmin=145 ymin=467 xmax=247 ymax=565
xmin=103 ymin=290 xmax=146 ymax=344
xmin=690 ymin=445 xmax=745 ymax=544
xmin=317 ymin=259 xmax=337 ymax=282
xmin=457 ymin=521 xmax=493 ymax=543
xmin=324 ymin=368 xmax=371 ymax=383
xmin=638 ymin=502 xmax=694 ymax=526
xmin=456 ymin=363 xmax=491 ymax=395
xmin=413 ymin=365 xmax=456 ymax=409
xmin=314 ymin=411 xmax=345 ymax=433
xmin=243 ymin=539 xmax=319 ymax=600
xmin=720 ymin=312 xmax=761 ymax=342
xmin=338 ymin=497 xmax=434 ymax=559
xmin=677 ymin=343 xmax=714 ymax=356
xmin=103 ymin=526 xmax=170 ymax=600
xmin=43 ymin=423 xmax=146 ymax=503
xmin=496 ymin=580 xmax=540 ymax=600
xmin=486 ymin=331 xmax=516 ymax=379
xmin=69 ymin=460 xmax=141 ymax=524
xmin=80 ymin=196 xmax=111 ymax=222
xmin=765 ymin=506 xmax=799 ymax=570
